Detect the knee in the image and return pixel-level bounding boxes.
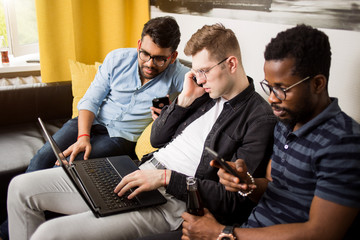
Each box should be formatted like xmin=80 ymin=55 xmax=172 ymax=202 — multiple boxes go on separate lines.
xmin=31 ymin=221 xmax=60 ymax=240
xmin=27 ymin=143 xmax=56 ymax=172
xmin=7 ymin=174 xmax=29 ymax=207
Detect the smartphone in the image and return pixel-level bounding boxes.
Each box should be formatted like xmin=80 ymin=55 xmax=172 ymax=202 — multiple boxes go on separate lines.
xmin=152 ymin=96 xmax=170 ymax=116
xmin=205 ymin=147 xmax=245 ymax=183
xmin=192 ymin=76 xmax=203 ymax=87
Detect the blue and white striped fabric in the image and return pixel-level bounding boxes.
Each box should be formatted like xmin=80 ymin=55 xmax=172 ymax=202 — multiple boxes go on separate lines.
xmin=244 ymin=98 xmax=360 ymax=228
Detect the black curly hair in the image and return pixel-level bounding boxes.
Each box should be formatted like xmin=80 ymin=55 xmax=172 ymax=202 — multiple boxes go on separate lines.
xmin=264 ymin=24 xmax=331 ymax=87
xmin=141 ymin=16 xmax=181 ymax=52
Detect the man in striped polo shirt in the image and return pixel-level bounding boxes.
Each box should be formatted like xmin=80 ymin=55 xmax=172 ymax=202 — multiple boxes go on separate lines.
xmin=182 ymin=24 xmax=360 ymax=240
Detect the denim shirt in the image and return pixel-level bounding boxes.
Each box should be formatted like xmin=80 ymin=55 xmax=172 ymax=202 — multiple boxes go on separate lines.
xmin=149 ymin=78 xmax=277 ymax=225
xmin=78 ymin=48 xmax=189 ymax=142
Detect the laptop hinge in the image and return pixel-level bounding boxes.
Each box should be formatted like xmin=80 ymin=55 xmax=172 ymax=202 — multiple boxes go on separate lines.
xmin=69 ymin=167 xmax=100 ymax=212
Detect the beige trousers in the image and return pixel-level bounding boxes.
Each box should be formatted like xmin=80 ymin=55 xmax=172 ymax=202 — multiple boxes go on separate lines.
xmin=8 ymin=162 xmax=185 ymax=240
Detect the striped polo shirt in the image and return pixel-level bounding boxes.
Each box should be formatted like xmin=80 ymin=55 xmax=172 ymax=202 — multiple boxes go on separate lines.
xmin=243 ymin=98 xmax=360 ymax=229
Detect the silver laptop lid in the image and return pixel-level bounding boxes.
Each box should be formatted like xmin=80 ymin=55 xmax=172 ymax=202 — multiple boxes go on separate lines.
xmin=37 ymin=117 xmax=67 ymax=167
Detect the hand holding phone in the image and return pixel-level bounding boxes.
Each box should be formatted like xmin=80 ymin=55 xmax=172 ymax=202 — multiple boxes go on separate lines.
xmin=192 ymin=76 xmax=203 ymax=87
xmin=205 ymin=147 xmax=245 ymax=183
xmin=152 ymin=96 xmax=170 ymax=116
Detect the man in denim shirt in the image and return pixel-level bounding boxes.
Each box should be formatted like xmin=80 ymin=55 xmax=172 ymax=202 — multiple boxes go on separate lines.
xmin=27 ymin=16 xmax=188 ymax=170
xmin=0 ymin=16 xmax=188 ymax=240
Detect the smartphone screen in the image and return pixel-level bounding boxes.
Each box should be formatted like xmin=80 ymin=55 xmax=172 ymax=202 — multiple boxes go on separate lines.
xmin=205 ymin=147 xmax=245 ymax=183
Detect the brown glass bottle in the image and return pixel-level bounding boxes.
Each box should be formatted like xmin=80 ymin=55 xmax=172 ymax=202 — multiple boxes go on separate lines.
xmin=186 ymin=176 xmax=204 ymax=216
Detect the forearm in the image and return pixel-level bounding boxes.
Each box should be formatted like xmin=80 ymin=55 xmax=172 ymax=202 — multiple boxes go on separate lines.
xmin=233 ymin=196 xmax=358 ymax=240
xmin=77 ymin=110 xmax=95 ymax=136
xmin=165 ymin=170 xmax=188 ymax=201
xmin=234 ymin=222 xmax=315 ymax=240
xmin=247 ymin=178 xmax=270 ymax=203
xmin=177 ymin=91 xmax=197 ymax=108
xmin=150 ymin=100 xmax=189 ymax=147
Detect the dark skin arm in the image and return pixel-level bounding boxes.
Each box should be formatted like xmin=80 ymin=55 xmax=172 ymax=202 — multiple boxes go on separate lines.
xmin=182 ymin=209 xmax=224 ymax=240
xmin=182 ymin=196 xmax=358 ymax=240
xmin=182 ymin=159 xmax=359 ymax=240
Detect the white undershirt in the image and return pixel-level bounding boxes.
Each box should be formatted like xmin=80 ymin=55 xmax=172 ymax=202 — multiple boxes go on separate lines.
xmin=153 ymin=97 xmax=227 ymax=176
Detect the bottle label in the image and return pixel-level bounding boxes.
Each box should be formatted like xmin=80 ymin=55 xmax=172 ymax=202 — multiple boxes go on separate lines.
xmin=187 ymin=190 xmax=204 ymax=216
xmin=1 ymin=50 xmax=9 ymax=64
xmin=186 ymin=176 xmax=204 ymax=216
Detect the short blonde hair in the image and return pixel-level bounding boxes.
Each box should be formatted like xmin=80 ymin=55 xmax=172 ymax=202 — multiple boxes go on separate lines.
xmin=184 ymin=23 xmax=242 ymax=63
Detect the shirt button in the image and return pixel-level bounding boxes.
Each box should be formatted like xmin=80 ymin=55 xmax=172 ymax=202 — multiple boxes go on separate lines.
xmin=284 ymin=145 xmax=289 ymax=149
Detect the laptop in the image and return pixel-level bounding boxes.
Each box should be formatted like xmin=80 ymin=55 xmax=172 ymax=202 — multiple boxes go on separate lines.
xmin=38 ymin=117 xmax=167 ymax=218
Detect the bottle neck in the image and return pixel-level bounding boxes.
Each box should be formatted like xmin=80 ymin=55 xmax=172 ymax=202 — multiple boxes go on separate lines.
xmin=186 ymin=176 xmax=198 ymax=191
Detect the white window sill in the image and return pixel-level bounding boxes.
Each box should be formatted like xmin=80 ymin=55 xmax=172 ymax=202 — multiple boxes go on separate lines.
xmin=0 ymin=53 xmax=40 ymax=74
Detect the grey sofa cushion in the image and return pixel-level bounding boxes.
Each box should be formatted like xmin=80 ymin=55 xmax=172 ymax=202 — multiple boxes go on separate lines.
xmin=0 ymin=120 xmax=66 ymax=172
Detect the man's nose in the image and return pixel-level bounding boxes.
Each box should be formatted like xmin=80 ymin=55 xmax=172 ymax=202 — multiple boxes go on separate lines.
xmin=144 ymin=58 xmax=156 ymax=68
xmin=268 ymin=90 xmax=281 ymax=104
xmin=197 ymin=77 xmax=206 ymax=87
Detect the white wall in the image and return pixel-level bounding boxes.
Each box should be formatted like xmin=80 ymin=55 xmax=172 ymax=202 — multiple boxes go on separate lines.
xmin=152 ymin=11 xmax=360 ymax=123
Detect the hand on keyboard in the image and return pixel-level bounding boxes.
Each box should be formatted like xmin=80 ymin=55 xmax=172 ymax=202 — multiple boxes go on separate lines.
xmin=114 ymin=169 xmax=169 ymax=199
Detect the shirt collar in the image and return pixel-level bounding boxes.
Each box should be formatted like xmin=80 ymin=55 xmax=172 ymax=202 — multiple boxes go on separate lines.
xmin=287 ymin=98 xmax=341 ymax=138
xmin=226 ymin=76 xmax=255 ymax=110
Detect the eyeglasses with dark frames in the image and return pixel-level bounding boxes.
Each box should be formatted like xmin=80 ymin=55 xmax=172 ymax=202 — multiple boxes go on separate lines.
xmin=192 ymin=57 xmax=228 ymax=81
xmin=260 ymin=76 xmax=311 ymax=101
xmin=138 ymin=50 xmax=172 ymax=67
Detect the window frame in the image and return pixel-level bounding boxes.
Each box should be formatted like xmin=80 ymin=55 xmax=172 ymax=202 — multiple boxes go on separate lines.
xmin=3 ymin=0 xmax=39 ymax=57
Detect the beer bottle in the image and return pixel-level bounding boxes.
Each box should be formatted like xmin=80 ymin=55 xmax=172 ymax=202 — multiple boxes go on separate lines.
xmin=0 ymin=36 xmax=9 ymax=65
xmin=186 ymin=176 xmax=204 ymax=216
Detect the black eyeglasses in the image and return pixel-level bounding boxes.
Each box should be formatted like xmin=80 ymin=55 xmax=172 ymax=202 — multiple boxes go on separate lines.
xmin=192 ymin=57 xmax=228 ymax=81
xmin=260 ymin=76 xmax=311 ymax=100
xmin=138 ymin=50 xmax=172 ymax=67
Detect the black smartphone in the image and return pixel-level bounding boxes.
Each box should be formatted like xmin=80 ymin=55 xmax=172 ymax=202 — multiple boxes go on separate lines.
xmin=152 ymin=96 xmax=170 ymax=116
xmin=205 ymin=147 xmax=245 ymax=183
xmin=192 ymin=76 xmax=203 ymax=87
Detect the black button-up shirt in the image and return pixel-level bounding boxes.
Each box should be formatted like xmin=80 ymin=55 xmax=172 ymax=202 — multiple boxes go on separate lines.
xmin=148 ymin=77 xmax=277 ymax=225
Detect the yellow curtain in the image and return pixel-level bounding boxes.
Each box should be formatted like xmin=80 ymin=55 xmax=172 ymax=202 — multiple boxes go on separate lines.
xmin=35 ymin=0 xmax=149 ymax=83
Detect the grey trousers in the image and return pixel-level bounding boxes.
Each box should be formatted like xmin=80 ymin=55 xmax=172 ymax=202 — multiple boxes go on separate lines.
xmin=7 ymin=162 xmax=186 ymax=240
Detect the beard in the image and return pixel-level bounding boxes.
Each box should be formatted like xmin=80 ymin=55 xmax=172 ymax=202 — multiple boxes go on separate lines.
xmin=271 ymin=100 xmax=314 ymax=128
xmin=138 ymin=65 xmax=160 ymax=80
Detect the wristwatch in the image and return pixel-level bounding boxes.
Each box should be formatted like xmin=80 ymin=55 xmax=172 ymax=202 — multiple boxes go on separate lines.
xmin=217 ymin=225 xmax=236 ymax=240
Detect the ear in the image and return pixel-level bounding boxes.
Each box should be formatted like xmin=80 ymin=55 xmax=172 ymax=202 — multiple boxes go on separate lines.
xmin=170 ymin=51 xmax=178 ymax=64
xmin=312 ymin=74 xmax=328 ymax=94
xmin=227 ymin=56 xmax=238 ymax=73
xmin=137 ymin=39 xmax=141 ymax=50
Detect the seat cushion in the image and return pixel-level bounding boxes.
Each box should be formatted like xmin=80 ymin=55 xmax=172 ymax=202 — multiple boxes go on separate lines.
xmin=135 ymin=121 xmax=158 ymax=160
xmin=69 ymin=59 xmax=101 ymax=118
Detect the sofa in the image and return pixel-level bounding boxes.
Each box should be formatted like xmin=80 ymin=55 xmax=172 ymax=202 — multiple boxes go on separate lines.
xmin=0 ymin=67 xmax=160 ymax=224
xmin=0 ymin=78 xmax=73 ymax=223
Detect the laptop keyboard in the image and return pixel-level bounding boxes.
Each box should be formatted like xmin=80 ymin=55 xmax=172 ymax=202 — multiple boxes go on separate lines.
xmin=83 ymin=159 xmax=140 ymax=209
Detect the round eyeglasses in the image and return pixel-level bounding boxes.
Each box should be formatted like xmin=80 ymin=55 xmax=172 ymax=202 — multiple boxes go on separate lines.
xmin=192 ymin=57 xmax=228 ymax=81
xmin=138 ymin=50 xmax=172 ymax=67
xmin=260 ymin=76 xmax=311 ymax=101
